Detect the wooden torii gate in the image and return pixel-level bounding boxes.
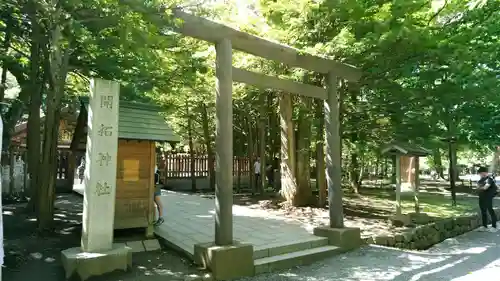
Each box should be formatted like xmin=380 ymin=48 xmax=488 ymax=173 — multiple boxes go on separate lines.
xmin=172 ymin=9 xmax=362 ymax=279
xmin=171 ymin=6 xmax=361 ymax=240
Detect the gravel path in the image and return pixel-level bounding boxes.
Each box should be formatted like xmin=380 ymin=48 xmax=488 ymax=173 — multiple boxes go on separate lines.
xmin=240 ymin=229 xmax=500 ymax=281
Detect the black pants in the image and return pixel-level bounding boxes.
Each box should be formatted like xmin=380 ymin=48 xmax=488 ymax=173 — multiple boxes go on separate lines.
xmin=266 ymin=171 xmax=274 ymax=186
xmin=254 ymin=173 xmax=260 ymax=188
xmin=479 ymin=194 xmax=497 ymax=228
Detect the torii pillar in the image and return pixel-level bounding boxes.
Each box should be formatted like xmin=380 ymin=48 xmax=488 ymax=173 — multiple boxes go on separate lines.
xmin=313 ymin=72 xmax=362 ymax=250
xmin=193 ymin=39 xmax=254 ymax=281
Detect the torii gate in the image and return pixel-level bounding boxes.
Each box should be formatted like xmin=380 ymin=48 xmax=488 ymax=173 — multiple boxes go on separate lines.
xmin=169 ymin=9 xmax=362 ymax=279
xmin=60 ymin=8 xmax=363 ymax=281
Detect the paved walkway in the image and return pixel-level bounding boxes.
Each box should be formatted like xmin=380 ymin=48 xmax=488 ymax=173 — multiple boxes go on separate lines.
xmin=154 ymin=190 xmax=322 ymax=257
xmin=239 ymin=227 xmax=500 ymax=281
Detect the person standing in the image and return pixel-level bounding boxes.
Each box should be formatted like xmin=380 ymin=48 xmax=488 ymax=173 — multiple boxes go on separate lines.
xmin=77 ymin=160 xmax=85 ymax=184
xmin=254 ymin=157 xmax=261 ymax=189
xmin=153 ymin=166 xmax=164 ymax=226
xmin=476 ymin=166 xmax=497 ymax=232
xmin=266 ymin=157 xmax=279 ymax=189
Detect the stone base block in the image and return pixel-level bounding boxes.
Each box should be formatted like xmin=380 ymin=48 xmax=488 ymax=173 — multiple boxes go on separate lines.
xmin=313 ymin=227 xmax=362 ymax=250
xmin=143 ymin=239 xmax=162 ymax=251
xmin=390 ymin=214 xmax=413 ymax=227
xmin=194 ymin=241 xmax=254 ymax=280
xmin=61 ymin=244 xmax=132 ymax=281
xmin=125 ymin=241 xmax=145 ymax=253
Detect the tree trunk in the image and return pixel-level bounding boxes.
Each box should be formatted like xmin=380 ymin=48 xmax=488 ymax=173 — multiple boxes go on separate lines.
xmin=375 ymin=156 xmax=381 ymax=178
xmin=25 ymin=1 xmax=43 ymax=212
xmin=295 ymin=97 xmax=312 ymax=206
xmin=391 ymin=155 xmax=397 ymax=184
xmin=201 ymin=103 xmax=215 ymax=191
xmin=187 ymin=103 xmax=196 ymax=192
xmin=36 ymin=16 xmax=71 ymax=232
xmin=236 ymin=141 xmax=243 ymax=192
xmin=348 ymin=151 xmax=361 ymax=194
xmin=258 ymin=93 xmax=266 ymax=194
xmin=383 ymin=158 xmax=388 ymax=178
xmin=446 ymin=118 xmax=458 ymax=206
xmin=315 ymin=99 xmax=326 ymax=207
xmin=247 ymin=117 xmax=255 ymax=194
xmin=267 ymin=92 xmax=279 ymax=158
xmin=345 ymin=81 xmax=361 ymax=193
xmin=37 ymin=106 xmax=61 ymax=232
xmin=433 ymin=148 xmax=444 ymax=179
xmin=279 ymin=94 xmax=298 ymax=205
xmin=0 ymin=14 xmax=12 ymax=107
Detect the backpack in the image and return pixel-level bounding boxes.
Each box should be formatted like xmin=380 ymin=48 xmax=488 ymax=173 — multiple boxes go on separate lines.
xmin=487 ymin=176 xmax=498 ymax=195
xmin=154 ymin=172 xmax=160 ymax=184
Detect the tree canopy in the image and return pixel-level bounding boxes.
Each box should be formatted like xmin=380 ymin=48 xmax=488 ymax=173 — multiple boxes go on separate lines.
xmin=1 ymin=0 xmax=500 ymax=228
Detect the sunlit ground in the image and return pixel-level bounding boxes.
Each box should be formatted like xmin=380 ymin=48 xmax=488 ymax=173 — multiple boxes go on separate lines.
xmin=240 ymin=231 xmax=500 ymax=281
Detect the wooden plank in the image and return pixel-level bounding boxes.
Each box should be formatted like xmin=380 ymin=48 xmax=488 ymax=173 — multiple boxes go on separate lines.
xmin=115 ymin=179 xmax=150 ymax=199
xmin=114 ymin=198 xmax=149 ymax=229
xmin=148 ymin=141 xmax=155 ymax=225
xmin=233 ymin=67 xmax=327 ymax=99
xmin=115 ymin=198 xmax=149 ymax=218
xmin=172 ymin=9 xmax=361 ymax=81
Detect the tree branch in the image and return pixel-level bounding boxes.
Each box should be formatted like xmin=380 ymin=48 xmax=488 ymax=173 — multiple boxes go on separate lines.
xmin=428 ymin=0 xmax=448 ymax=25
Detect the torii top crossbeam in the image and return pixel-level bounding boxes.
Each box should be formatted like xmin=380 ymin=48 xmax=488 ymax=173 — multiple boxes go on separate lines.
xmin=172 ymin=9 xmax=361 ymax=82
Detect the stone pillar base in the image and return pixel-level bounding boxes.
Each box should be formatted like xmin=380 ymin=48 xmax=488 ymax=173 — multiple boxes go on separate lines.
xmin=313 ymin=227 xmax=362 ymax=250
xmin=61 ymin=244 xmax=132 ymax=281
xmin=194 ymin=241 xmax=254 ymax=280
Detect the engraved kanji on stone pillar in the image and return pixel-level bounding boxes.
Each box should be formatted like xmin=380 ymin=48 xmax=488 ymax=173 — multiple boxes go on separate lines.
xmin=81 ymin=78 xmax=120 ymax=252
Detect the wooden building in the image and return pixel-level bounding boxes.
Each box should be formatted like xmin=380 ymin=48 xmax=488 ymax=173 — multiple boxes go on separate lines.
xmin=11 ymin=106 xmax=78 ymax=149
xmin=70 ymin=98 xmax=180 ymax=232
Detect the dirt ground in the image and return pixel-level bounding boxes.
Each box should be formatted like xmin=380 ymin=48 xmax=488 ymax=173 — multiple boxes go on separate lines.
xmin=3 ymin=194 xmax=200 ymax=281
xmin=197 ymin=180 xmax=478 ymax=238
xmin=3 ymin=180 xmax=478 ymax=281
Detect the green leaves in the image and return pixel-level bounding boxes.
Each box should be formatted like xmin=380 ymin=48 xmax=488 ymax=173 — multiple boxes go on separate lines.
xmin=254 ymin=0 xmax=500 ymax=153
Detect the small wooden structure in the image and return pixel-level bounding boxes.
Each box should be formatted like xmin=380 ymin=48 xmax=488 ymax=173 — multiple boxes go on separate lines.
xmin=11 ymin=106 xmax=78 ymax=149
xmin=382 ymin=143 xmax=431 ymax=218
xmin=10 ymin=107 xmax=78 ymax=191
xmin=70 ymin=98 xmax=180 ymax=232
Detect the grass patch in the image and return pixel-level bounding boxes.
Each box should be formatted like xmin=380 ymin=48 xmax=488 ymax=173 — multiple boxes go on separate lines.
xmin=345 ymin=189 xmax=476 ymax=219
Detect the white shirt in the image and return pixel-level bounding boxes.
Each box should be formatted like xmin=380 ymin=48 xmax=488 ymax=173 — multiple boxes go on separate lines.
xmin=254 ymin=161 xmax=261 ymax=174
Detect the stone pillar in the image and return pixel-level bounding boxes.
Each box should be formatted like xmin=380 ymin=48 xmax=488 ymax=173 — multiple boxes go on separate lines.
xmin=325 ymin=72 xmax=343 ymax=228
xmin=214 ymin=38 xmax=233 ymax=246
xmin=81 ymin=78 xmax=120 ymax=252
xmin=61 ymin=79 xmax=131 ymax=281
xmin=395 ymin=155 xmax=402 ymax=216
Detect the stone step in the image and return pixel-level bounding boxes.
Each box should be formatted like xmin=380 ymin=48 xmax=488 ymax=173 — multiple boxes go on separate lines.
xmin=253 ymin=236 xmax=329 ymax=259
xmin=254 ymin=245 xmax=342 ymax=274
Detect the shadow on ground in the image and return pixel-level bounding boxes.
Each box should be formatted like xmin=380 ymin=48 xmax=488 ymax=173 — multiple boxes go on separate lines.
xmin=238 ymin=230 xmax=500 ymax=281
xmin=3 ymin=194 xmax=200 ymax=281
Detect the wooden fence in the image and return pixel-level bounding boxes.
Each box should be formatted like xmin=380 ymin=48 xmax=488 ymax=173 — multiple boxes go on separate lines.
xmin=1 ymin=148 xmax=71 ymax=196
xmin=2 ymin=148 xmax=251 ymax=195
xmin=157 ymin=154 xmax=251 ymax=179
